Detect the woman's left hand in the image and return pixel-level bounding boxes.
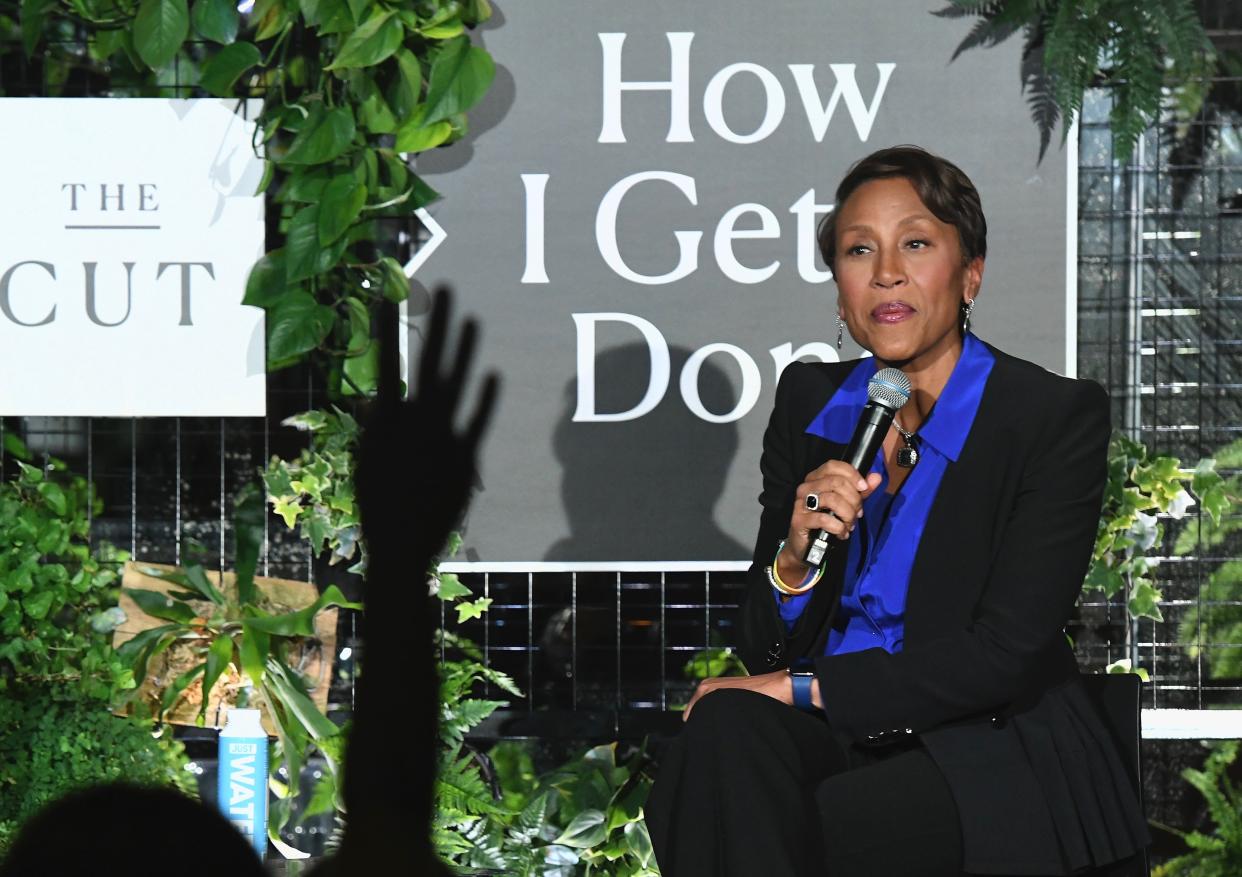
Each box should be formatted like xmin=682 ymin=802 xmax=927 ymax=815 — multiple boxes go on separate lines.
xmin=683 ymin=670 xmax=793 ymax=721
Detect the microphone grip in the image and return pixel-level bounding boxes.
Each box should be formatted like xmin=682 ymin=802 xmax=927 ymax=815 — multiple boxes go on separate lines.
xmin=801 ymin=401 xmax=898 ymax=568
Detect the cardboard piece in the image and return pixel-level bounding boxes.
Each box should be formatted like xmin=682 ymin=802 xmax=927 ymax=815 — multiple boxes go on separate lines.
xmin=113 ymin=562 xmax=339 ymax=736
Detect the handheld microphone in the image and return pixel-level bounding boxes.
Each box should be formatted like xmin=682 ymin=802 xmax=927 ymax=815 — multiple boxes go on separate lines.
xmin=802 ymin=367 xmax=912 ymax=568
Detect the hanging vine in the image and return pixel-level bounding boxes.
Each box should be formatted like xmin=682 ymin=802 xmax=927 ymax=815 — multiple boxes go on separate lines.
xmin=4 ymin=0 xmax=495 ymax=397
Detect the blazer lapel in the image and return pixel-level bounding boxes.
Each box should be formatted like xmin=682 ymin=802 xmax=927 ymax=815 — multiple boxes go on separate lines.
xmin=902 ymin=359 xmax=1018 ymax=646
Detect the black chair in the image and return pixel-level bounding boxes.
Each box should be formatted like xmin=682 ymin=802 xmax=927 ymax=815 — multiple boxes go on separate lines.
xmin=1079 ymin=672 xmax=1151 ymax=877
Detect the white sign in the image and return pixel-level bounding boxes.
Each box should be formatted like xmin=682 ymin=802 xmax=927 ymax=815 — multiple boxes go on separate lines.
xmin=0 ymin=98 xmax=266 ymax=416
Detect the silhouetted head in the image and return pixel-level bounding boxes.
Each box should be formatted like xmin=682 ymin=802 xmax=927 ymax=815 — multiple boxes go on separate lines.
xmin=548 ymin=343 xmax=748 ymax=561
xmin=0 ymin=784 xmax=266 ymax=877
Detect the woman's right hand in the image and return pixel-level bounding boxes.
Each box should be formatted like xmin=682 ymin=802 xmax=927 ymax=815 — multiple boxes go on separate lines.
xmin=778 ymin=461 xmax=882 ymax=583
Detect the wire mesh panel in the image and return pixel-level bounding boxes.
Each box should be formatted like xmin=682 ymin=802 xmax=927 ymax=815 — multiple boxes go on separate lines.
xmin=1076 ymin=62 xmax=1242 ymax=710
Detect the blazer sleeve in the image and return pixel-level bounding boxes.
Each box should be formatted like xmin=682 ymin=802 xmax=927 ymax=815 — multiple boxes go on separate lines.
xmin=816 ymin=377 xmax=1110 ymax=740
xmin=737 ymin=362 xmax=842 ymax=673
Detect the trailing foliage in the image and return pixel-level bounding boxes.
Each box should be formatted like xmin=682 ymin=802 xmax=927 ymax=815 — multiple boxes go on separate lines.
xmin=1084 ymin=432 xmax=1227 ymax=623
xmin=0 ymin=434 xmax=132 ymax=703
xmin=115 ymin=484 xmax=361 ymax=850
xmin=265 ymin=407 xmax=366 ymax=573
xmin=1153 ymin=741 xmax=1242 ymax=877
xmin=934 ymin=0 xmax=1214 ymax=162
xmin=1172 ymin=440 xmax=1242 ymax=678
xmin=8 ymin=0 xmax=495 ymax=397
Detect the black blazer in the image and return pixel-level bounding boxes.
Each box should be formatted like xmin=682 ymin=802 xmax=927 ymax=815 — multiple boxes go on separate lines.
xmin=737 ymin=343 xmax=1150 ymax=875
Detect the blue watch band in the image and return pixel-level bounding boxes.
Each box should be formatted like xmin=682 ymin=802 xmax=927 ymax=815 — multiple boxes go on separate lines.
xmin=790 ymin=671 xmax=815 ymax=711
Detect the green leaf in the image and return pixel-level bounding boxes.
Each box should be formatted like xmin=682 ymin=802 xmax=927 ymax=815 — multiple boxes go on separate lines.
xmin=255 ymin=160 xmax=275 ymax=195
xmin=242 ymin=248 xmax=287 ymax=308
xmin=199 ymin=40 xmax=261 ymax=96
xmin=199 ymin=634 xmax=235 ymax=721
xmin=303 ymin=771 xmax=339 ymax=819
xmin=36 ymin=481 xmax=66 ymax=516
xmin=239 ymin=619 xmax=269 ymax=685
xmin=116 ymin=624 xmax=180 ymax=695
xmin=435 ymin=573 xmax=471 ymax=601
xmin=1083 ymin=561 xmax=1125 ymax=598
xmin=136 ymin=564 xmax=226 ymax=604
xmin=267 ymin=291 xmax=335 ymax=364
xmin=350 ymin=71 xmax=398 ymax=134
xmin=394 ymin=119 xmax=452 ymax=154
xmin=124 ymin=588 xmax=199 ymax=624
xmin=279 ymin=167 xmax=332 ymax=204
xmin=3 ymin=432 xmax=32 ymax=461
xmin=455 ymin=597 xmax=492 ymax=623
xmin=281 ymin=106 xmax=356 ymax=166
xmin=190 ymin=0 xmax=237 ymax=44
xmin=133 ymin=0 xmax=190 ymax=70
xmin=624 ymin=821 xmax=654 ymax=869
xmin=233 ymin=485 xmax=264 ymax=606
xmin=342 ymin=342 xmax=379 ymax=396
xmin=21 ymin=589 xmax=55 ymax=621
xmin=342 ymin=0 xmax=368 ymax=27
xmin=343 ymin=294 xmax=369 ymax=352
xmin=265 ymin=658 xmax=339 ymax=739
xmin=20 ymin=0 xmax=48 ymax=55
xmin=318 ymin=175 xmax=367 ymax=246
xmin=1192 ymin=458 xmax=1221 ymax=494
xmin=285 ymin=205 xmax=349 ymax=282
xmin=609 ymin=773 xmax=649 ymax=830
xmin=273 ymin=496 xmax=302 ymax=528
xmin=326 ymin=8 xmax=403 ymax=70
xmin=115 ymin=623 xmax=181 ymax=662
xmin=422 ymin=36 xmax=495 ymax=125
xmin=554 ymin=809 xmax=608 ymax=849
xmin=1128 ymin=580 xmax=1164 ymax=622
xmin=388 ymin=49 xmax=422 ymax=121
xmin=1202 ymin=485 xmax=1231 ymax=527
xmin=379 ymin=256 xmax=409 ymax=303
xmin=419 ymin=17 xmax=462 ymax=39
xmin=247 ymin=584 xmax=362 ymax=636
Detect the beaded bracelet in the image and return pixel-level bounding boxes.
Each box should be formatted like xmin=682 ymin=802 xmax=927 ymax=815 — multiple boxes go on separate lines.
xmin=766 ymin=540 xmax=823 ymax=596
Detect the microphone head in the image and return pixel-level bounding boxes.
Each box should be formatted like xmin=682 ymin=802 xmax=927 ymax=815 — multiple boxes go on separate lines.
xmin=868 ymin=368 xmax=911 ymax=411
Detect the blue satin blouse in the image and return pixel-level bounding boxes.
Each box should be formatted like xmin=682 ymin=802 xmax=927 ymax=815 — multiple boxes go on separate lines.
xmin=774 ymin=333 xmax=995 ymax=656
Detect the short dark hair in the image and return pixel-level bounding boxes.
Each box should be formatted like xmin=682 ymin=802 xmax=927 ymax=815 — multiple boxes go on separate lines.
xmin=817 ymin=145 xmax=987 ymax=271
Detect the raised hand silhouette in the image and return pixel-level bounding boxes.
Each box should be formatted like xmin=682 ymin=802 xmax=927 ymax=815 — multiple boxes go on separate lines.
xmin=314 ymin=288 xmax=498 ymax=876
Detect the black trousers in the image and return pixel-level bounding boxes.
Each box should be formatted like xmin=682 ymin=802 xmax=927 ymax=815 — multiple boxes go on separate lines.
xmin=645 ymin=688 xmax=964 ymax=877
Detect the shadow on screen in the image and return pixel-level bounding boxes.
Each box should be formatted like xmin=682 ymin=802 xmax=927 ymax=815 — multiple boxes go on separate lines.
xmin=546 ymin=343 xmax=749 ymax=563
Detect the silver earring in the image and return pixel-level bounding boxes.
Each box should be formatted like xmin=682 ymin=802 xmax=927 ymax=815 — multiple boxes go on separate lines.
xmin=836 ymin=315 xmax=845 ymax=350
xmin=961 ymin=298 xmax=975 ymax=334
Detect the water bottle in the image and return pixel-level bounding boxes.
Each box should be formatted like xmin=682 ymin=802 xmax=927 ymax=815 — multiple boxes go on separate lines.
xmin=218 ymin=708 xmax=269 ymax=857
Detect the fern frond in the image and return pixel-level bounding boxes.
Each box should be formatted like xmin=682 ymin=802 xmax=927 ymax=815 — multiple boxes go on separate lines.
xmin=441 ymin=698 xmax=506 ymax=743
xmin=437 ymin=753 xmax=506 ymax=818
xmin=931 ymin=0 xmax=1001 ymax=18
xmin=951 ymin=14 xmax=1022 ymax=60
xmin=1020 ymin=20 xmax=1060 ymax=159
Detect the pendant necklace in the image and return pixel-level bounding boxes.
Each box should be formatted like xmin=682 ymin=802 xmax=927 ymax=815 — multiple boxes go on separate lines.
xmin=893 ymin=418 xmax=920 ymax=469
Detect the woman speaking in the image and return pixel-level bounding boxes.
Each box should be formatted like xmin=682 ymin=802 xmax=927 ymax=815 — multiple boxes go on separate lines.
xmin=645 ymin=146 xmax=1149 ymax=876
